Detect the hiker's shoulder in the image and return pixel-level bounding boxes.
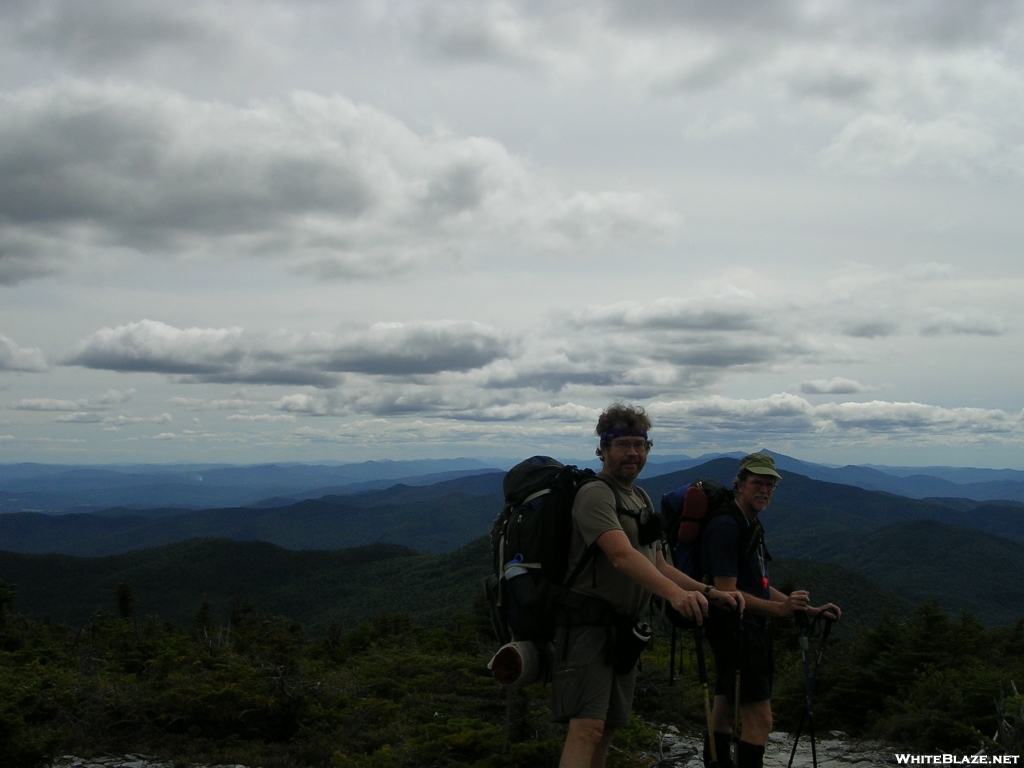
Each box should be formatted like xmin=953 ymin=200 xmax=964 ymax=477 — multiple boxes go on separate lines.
xmin=704 ymin=505 xmax=743 ymax=535
xmin=575 ymin=477 xmax=616 ymax=506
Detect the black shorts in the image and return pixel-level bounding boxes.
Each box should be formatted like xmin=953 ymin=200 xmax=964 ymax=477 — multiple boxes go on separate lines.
xmin=705 ymin=619 xmax=773 ymax=705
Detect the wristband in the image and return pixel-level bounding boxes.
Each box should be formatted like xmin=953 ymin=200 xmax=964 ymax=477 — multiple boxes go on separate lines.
xmin=703 ymin=584 xmax=714 ymax=597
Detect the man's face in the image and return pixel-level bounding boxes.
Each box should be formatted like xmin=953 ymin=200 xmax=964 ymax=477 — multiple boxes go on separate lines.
xmin=600 ymin=434 xmax=649 ymax=487
xmin=734 ymin=473 xmax=777 ymax=517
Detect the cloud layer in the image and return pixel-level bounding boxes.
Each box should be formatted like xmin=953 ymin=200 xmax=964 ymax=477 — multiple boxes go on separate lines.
xmin=0 ymin=81 xmax=675 ymax=285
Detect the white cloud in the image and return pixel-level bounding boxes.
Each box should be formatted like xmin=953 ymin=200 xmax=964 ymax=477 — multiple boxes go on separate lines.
xmin=0 ymin=81 xmax=676 ymax=285
xmin=648 ymin=394 xmax=1024 ymax=442
xmin=15 ymin=398 xmax=88 ymax=412
xmin=167 ymin=395 xmax=261 ymax=410
xmin=903 ymin=262 xmax=955 ymax=280
xmin=682 ymin=111 xmax=756 ymax=140
xmin=55 ymin=411 xmax=172 ymax=426
xmin=226 ymin=413 xmax=296 ymax=422
xmin=13 ymin=388 xmax=134 ymax=411
xmin=920 ymin=308 xmax=1006 ymax=336
xmin=818 ymin=113 xmax=1017 ymax=178
xmin=0 ymin=334 xmax=47 ymax=372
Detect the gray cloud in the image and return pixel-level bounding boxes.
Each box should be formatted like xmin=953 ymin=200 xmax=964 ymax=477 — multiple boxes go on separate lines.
xmin=843 ymin=321 xmax=898 ymax=339
xmin=575 ymin=299 xmax=756 ymax=332
xmin=64 ymin=319 xmax=512 ymax=386
xmin=653 ymin=343 xmax=778 ymax=369
xmin=0 ymin=334 xmax=47 ymax=372
xmin=0 ymin=81 xmax=675 ymax=284
xmin=5 ymin=0 xmax=236 ymax=68
xmin=322 ymin=322 xmax=513 ymax=375
xmin=800 ymin=378 xmax=867 ymax=395
xmin=408 ymin=1 xmax=1023 ymax=91
xmin=64 ymin=320 xmax=247 ymax=374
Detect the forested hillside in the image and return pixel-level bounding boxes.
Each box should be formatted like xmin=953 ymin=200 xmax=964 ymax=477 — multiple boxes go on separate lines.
xmin=0 ymin=537 xmax=912 ymax=634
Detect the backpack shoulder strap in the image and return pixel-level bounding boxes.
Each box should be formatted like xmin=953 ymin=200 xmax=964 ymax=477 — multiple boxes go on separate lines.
xmin=589 ymin=474 xmax=653 ymax=519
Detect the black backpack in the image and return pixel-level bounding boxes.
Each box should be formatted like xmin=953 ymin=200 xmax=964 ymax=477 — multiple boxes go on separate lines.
xmin=661 ymin=478 xmax=765 ymax=583
xmin=485 ymin=456 xmax=606 ymax=646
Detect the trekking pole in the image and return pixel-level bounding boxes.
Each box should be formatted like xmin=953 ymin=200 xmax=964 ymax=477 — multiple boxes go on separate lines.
xmin=811 ymin=618 xmax=833 ymax=689
xmin=732 ymin=612 xmax=743 ymax=764
xmin=787 ymin=612 xmax=818 ymax=768
xmin=669 ymin=623 xmax=677 ymax=686
xmin=694 ymin=624 xmax=717 ymax=766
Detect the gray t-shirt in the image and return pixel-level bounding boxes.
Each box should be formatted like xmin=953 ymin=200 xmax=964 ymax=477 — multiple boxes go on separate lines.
xmin=565 ymin=478 xmax=658 ymax=619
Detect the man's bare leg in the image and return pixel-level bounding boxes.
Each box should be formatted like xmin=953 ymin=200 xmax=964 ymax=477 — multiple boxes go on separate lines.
xmin=560 ymin=719 xmax=617 ymax=768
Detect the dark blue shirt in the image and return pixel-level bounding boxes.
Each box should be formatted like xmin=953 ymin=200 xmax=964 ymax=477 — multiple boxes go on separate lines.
xmin=701 ymin=502 xmax=771 ymax=627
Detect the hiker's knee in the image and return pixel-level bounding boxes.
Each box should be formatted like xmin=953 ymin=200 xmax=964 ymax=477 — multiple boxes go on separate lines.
xmin=711 ymin=695 xmax=732 ymax=731
xmin=567 ymin=717 xmax=607 ymax=747
xmin=740 ymin=700 xmax=772 ymax=743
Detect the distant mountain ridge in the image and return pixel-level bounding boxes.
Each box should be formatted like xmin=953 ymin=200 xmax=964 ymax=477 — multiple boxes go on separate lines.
xmin=1 ymin=457 xmax=1022 ymax=625
xmin=764 ymin=452 xmax=1024 ymax=502
xmin=4 ymin=452 xmax=1024 ymax=513
xmin=0 ymin=459 xmax=504 ymax=513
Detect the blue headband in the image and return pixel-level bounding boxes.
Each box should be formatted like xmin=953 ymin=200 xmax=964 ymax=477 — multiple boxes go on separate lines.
xmin=600 ymin=428 xmax=648 ymax=443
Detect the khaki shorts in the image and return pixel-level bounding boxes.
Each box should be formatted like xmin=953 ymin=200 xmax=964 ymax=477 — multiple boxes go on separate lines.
xmin=550 ymin=624 xmax=637 ymax=727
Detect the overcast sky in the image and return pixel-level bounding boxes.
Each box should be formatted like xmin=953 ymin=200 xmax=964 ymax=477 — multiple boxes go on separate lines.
xmin=1 ymin=0 xmax=1023 ymax=468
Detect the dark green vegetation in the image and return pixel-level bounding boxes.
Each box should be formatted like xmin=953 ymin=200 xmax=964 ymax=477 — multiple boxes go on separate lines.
xmin=1 ymin=576 xmax=1022 ymax=767
xmin=0 ymin=538 xmax=492 ymax=633
xmin=0 ymin=536 xmax=916 ymax=636
xmin=776 ymin=601 xmax=1024 ymax=754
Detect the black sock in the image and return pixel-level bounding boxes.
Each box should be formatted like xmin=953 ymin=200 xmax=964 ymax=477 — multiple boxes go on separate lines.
xmin=704 ymin=731 xmax=733 ymax=767
xmin=736 ymin=740 xmax=765 ymax=768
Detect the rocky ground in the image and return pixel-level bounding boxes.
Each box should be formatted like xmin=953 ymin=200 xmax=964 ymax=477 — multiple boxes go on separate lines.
xmin=649 ymin=727 xmax=899 ymax=767
xmin=49 ymin=729 xmax=901 ymax=768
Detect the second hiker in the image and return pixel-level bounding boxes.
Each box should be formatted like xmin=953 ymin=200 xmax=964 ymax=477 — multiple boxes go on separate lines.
xmin=701 ymin=452 xmax=842 ymax=768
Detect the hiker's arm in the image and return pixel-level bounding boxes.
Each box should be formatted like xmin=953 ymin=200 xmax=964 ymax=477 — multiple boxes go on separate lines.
xmin=597 ymin=529 xmax=708 ymax=623
xmin=770 ymin=587 xmax=841 ymax=620
xmin=712 ymin=577 xmax=811 ymax=619
xmin=808 ymin=602 xmax=842 ymax=621
xmin=656 ymin=549 xmax=745 ymax=615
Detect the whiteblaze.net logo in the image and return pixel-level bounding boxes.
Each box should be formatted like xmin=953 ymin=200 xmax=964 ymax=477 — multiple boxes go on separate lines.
xmin=895 ymin=756 xmax=1020 ymax=765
